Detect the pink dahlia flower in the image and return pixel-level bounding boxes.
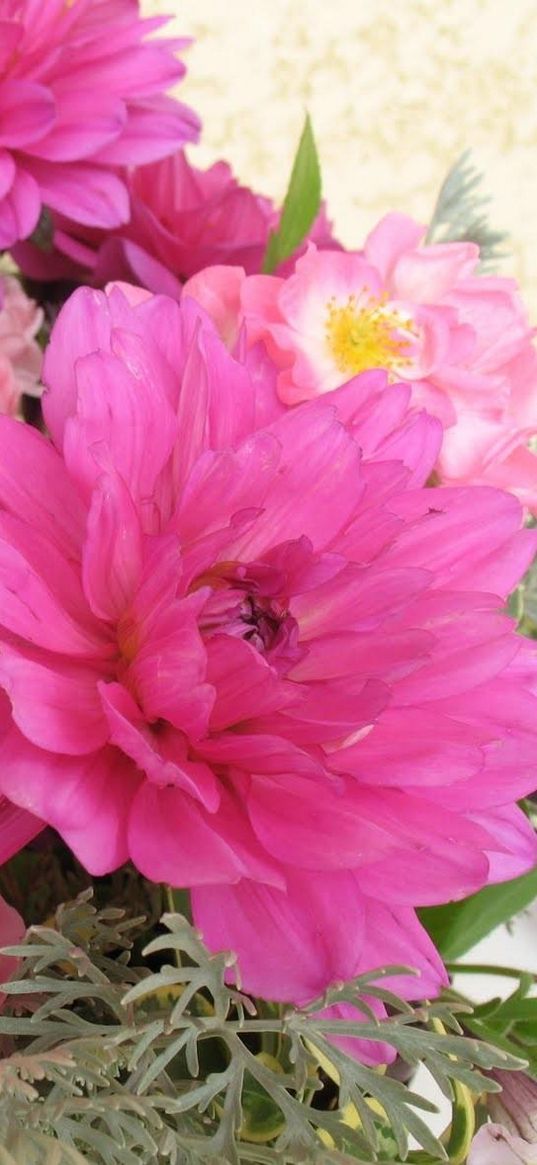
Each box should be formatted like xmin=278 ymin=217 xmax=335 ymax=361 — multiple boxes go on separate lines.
xmin=12 ymin=149 xmax=338 ymax=295
xmin=0 ymin=0 xmax=200 ymax=249
xmin=0 ymin=286 xmax=535 ymax=1059
xmin=187 ymin=214 xmax=537 ymax=509
xmin=0 ymin=274 xmax=42 ymax=414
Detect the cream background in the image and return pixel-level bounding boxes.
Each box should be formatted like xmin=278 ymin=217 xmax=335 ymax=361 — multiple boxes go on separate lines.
xmin=143 ymin=0 xmax=537 ymax=310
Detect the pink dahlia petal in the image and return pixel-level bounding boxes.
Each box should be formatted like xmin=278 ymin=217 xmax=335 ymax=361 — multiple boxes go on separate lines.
xmin=470 ymin=804 xmax=537 ymax=882
xmin=0 ymin=0 xmax=199 ymax=246
xmin=23 ymin=157 xmax=130 ymax=227
xmin=83 ymin=473 xmax=143 ymax=622
xmin=0 ymin=725 xmax=136 ymax=875
xmin=329 ymin=707 xmax=483 ymax=787
xmin=0 ymin=892 xmax=25 ymax=997
xmin=100 ymin=681 xmax=219 ymax=811
xmin=0 ymin=166 xmax=41 ymax=248
xmin=42 ymin=287 xmax=117 ymax=448
xmin=129 ymin=781 xmax=281 ymax=889
xmin=248 ymin=773 xmax=393 ymax=870
xmin=129 ymin=596 xmax=214 ymax=740
xmin=206 ymin=635 xmax=293 ymax=731
xmin=358 ymin=898 xmax=448 ymax=999
xmin=0 ymin=418 xmax=85 ymax=557
xmin=192 ymin=869 xmax=367 ymax=1002
xmin=93 ymin=96 xmax=200 ymax=166
xmin=0 ymin=648 xmax=108 ymax=756
xmin=0 ymin=80 xmax=56 ymax=149
xmin=0 ymin=536 xmax=109 ymax=657
xmin=387 ymin=486 xmax=537 ymax=597
xmin=0 ymin=148 xmax=15 ymax=199
xmin=29 ymin=90 xmax=128 ymax=162
xmin=63 ymin=348 xmax=177 ymax=505
xmin=0 ymin=792 xmax=43 ymax=863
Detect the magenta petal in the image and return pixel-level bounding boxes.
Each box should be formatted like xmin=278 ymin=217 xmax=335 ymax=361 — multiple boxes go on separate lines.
xmin=99 ymin=681 xmax=219 ymax=811
xmin=93 ymin=97 xmax=200 ymax=165
xmin=0 ymin=648 xmax=108 ymax=755
xmin=193 ymin=869 xmax=369 ymax=1002
xmin=0 ymin=81 xmax=56 ymax=149
xmin=131 ymin=596 xmax=214 ymax=740
xmin=358 ymin=898 xmax=448 ymax=999
xmin=29 ymin=91 xmax=127 ymax=162
xmin=0 ymin=795 xmax=43 ymax=863
xmin=206 ymin=634 xmax=293 ymax=731
xmin=128 ymin=781 xmax=279 ymax=888
xmin=248 ymin=774 xmax=393 ymax=869
xmin=0 ymin=537 xmax=107 ymax=656
xmin=23 ymin=157 xmax=130 ymax=228
xmin=0 ymin=417 xmax=85 ymax=557
xmin=0 ymin=893 xmax=25 ymax=993
xmin=0 ymin=148 xmax=15 ymax=199
xmin=0 ymin=725 xmax=136 ymax=874
xmin=64 ymin=346 xmax=177 ymax=505
xmin=0 ymin=166 xmax=41 ymax=248
xmin=471 ymin=804 xmax=537 ymax=882
xmin=83 ymin=473 xmax=143 ymax=621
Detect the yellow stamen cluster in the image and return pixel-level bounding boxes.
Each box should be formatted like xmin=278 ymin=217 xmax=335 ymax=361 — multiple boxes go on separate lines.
xmin=325 ymin=292 xmax=416 ymax=377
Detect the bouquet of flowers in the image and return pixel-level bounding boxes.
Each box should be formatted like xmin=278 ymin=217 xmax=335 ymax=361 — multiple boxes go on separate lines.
xmin=0 ymin=3 xmax=536 ymax=1162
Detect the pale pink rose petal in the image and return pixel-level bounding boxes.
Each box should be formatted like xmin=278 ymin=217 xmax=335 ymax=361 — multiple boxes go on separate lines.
xmin=469 ymin=1124 xmax=537 ymax=1165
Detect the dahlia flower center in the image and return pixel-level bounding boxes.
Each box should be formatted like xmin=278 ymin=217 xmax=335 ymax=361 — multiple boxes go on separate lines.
xmin=324 ymin=292 xmax=416 ymax=376
xmin=195 ymin=561 xmax=301 ymax=670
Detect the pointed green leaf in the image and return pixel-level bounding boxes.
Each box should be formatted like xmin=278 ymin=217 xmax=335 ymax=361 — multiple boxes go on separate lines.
xmin=419 ymin=865 xmax=537 ymax=960
xmin=262 ymin=114 xmax=321 ymax=273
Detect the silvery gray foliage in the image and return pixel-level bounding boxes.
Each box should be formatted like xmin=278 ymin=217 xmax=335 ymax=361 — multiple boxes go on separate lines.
xmin=426 ymin=151 xmax=508 ymax=269
xmin=0 ymin=891 xmax=524 ymax=1165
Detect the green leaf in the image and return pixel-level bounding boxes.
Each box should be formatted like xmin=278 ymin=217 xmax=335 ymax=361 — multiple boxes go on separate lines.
xmin=419 ymin=865 xmax=537 ymax=960
xmin=262 ymin=114 xmax=321 ymax=273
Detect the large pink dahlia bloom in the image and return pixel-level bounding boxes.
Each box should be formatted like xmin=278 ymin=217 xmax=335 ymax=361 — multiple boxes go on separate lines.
xmin=0 ymin=285 xmax=535 ymax=1043
xmin=0 ymin=0 xmax=200 ymax=249
xmin=186 ymin=213 xmax=537 ymax=509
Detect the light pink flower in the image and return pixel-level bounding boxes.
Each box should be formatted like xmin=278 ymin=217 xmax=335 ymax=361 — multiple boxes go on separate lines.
xmin=13 ymin=149 xmax=338 ymax=294
xmin=187 ymin=215 xmax=537 ymax=508
xmin=0 ymin=0 xmax=200 ymax=248
xmin=0 ymin=274 xmax=42 ymax=414
xmin=0 ymin=285 xmax=534 ymax=1060
xmin=469 ymin=1124 xmax=537 ymax=1165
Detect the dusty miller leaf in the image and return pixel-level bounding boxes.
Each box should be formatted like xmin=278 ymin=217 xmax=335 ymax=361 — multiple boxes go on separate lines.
xmin=426 ymin=151 xmax=508 ymax=269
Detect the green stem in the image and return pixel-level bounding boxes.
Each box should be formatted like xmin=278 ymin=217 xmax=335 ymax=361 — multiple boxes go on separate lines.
xmin=164 ymin=885 xmax=181 ymax=969
xmin=447 ymin=962 xmax=537 ymax=981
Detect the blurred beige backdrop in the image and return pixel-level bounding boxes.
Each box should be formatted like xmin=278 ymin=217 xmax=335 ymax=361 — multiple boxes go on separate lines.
xmin=143 ymin=0 xmax=537 ymax=312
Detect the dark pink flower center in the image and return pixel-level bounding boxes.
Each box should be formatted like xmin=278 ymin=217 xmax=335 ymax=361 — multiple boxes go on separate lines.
xmin=196 ymin=560 xmax=302 ymax=672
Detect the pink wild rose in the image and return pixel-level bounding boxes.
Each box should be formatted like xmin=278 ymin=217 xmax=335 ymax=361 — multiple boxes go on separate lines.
xmin=185 ymin=214 xmax=537 ymax=508
xmin=0 ymin=274 xmax=42 ymax=414
xmin=0 ymin=286 xmax=534 ymax=1061
xmin=12 ymin=149 xmax=339 ymax=294
xmin=0 ymin=0 xmax=200 ymax=248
